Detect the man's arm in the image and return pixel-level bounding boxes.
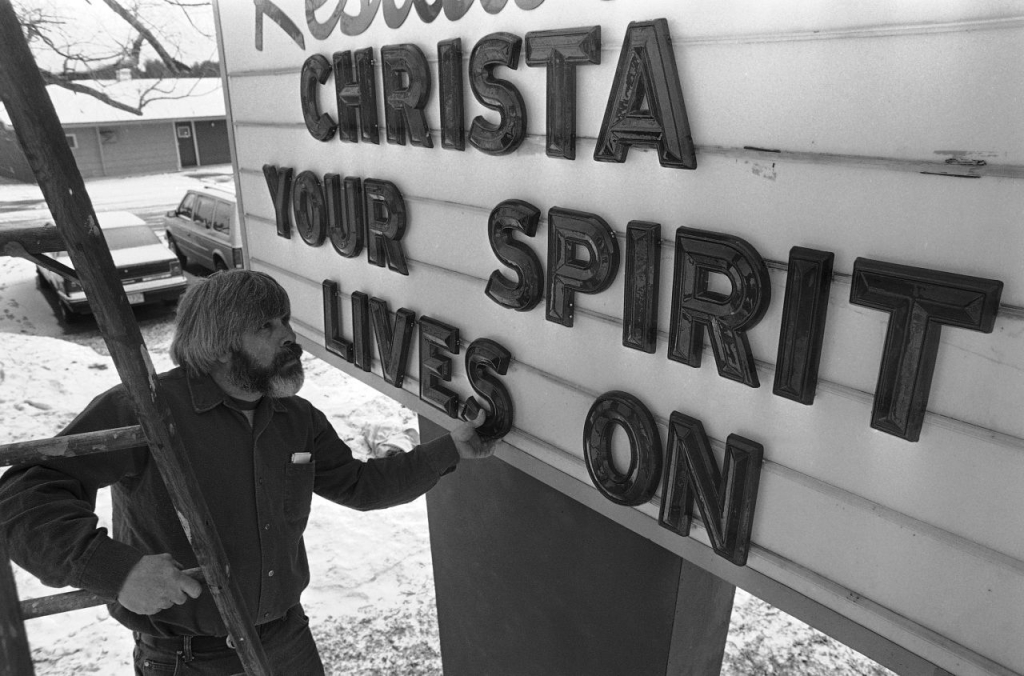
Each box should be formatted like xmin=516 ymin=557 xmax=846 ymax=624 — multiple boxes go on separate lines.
xmin=310 ymin=409 xmax=495 ymax=511
xmin=0 ymin=387 xmax=148 ymax=601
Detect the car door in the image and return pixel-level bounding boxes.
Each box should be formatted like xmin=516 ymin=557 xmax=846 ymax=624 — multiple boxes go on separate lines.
xmin=208 ymin=199 xmax=234 ymax=269
xmin=167 ymin=192 xmax=199 ymax=259
xmin=191 ymin=196 xmax=218 ymax=269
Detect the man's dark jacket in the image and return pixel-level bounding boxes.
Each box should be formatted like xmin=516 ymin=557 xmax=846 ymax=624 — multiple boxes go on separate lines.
xmin=0 ymin=367 xmax=459 ymax=637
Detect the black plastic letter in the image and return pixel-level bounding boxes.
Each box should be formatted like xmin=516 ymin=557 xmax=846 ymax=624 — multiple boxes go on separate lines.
xmin=463 ymin=338 xmax=514 ymax=440
xmin=369 ymin=297 xmax=416 ymax=388
xmin=300 ymin=54 xmax=337 ymax=141
xmin=381 ymin=44 xmax=434 ymax=148
xmin=363 ymin=179 xmax=409 ymax=276
xmin=485 ymin=199 xmax=543 ymax=311
xmin=546 ymin=207 xmax=620 ymax=327
xmin=773 ymin=248 xmax=834 ymax=405
xmin=658 ymin=412 xmax=762 ymax=566
xmin=419 ymin=316 xmax=460 ymax=417
xmin=668 ymin=226 xmax=770 ymax=387
xmin=334 ymin=48 xmax=380 ymax=144
xmin=322 ymin=281 xmax=371 ymax=372
xmin=622 ymin=221 xmax=661 ymax=353
xmin=850 ymin=258 xmax=1002 ymax=442
xmin=469 ymin=32 xmax=526 ymax=155
xmin=594 ymin=19 xmax=696 ymax=169
xmin=325 ymin=173 xmax=363 ymax=258
xmin=291 ymin=170 xmax=327 ymax=247
xmin=524 ymin=26 xmax=601 ymax=160
xmin=322 ymin=279 xmax=352 ymax=362
xmin=438 ymin=38 xmax=465 ymax=151
xmin=262 ymin=164 xmax=293 ymax=239
xmin=583 ymin=391 xmax=662 ymax=507
xmin=350 ymin=290 xmax=372 ymax=372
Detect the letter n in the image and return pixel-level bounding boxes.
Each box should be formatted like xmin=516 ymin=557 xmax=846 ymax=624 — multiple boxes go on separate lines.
xmin=658 ymin=412 xmax=763 ymax=566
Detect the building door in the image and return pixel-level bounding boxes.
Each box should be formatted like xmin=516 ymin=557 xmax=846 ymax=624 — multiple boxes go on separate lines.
xmin=175 ymin=122 xmax=197 ymax=168
xmin=194 ymin=119 xmax=232 ymax=165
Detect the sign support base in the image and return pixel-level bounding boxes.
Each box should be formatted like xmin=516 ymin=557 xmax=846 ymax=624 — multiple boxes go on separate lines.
xmin=422 ymin=416 xmax=735 ymax=675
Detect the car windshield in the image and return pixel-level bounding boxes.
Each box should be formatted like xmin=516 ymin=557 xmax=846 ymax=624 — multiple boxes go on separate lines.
xmin=103 ymin=225 xmax=161 ymax=250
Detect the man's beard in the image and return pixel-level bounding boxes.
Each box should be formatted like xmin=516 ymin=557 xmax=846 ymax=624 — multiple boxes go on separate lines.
xmin=227 ymin=342 xmax=305 ymax=398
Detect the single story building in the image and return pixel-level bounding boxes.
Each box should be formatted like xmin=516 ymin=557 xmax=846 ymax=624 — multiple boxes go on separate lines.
xmin=0 ymin=78 xmax=229 ymax=182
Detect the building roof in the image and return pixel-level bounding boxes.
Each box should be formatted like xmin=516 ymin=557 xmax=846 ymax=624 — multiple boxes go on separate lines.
xmin=0 ymin=78 xmax=225 ymax=128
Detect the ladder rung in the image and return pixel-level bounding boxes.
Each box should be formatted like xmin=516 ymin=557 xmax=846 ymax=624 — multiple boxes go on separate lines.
xmin=1 ymin=239 xmax=77 ymax=281
xmin=0 ymin=426 xmax=147 ymax=468
xmin=20 ymin=588 xmax=107 ymax=620
xmin=19 ymin=568 xmax=204 ymax=620
xmin=0 ymin=224 xmax=63 ymax=255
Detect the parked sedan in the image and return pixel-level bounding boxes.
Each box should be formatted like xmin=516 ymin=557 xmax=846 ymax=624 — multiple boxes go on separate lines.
xmin=36 ymin=211 xmax=188 ymax=322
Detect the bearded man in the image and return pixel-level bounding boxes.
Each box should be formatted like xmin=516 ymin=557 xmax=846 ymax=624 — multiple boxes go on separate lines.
xmin=0 ymin=270 xmax=495 ymax=675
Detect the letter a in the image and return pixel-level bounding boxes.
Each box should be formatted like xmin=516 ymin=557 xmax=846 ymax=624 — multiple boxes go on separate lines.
xmin=594 ymin=19 xmax=696 ymax=169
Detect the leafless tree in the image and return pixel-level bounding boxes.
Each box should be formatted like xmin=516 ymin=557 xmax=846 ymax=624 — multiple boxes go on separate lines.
xmin=12 ymin=0 xmax=216 ymax=115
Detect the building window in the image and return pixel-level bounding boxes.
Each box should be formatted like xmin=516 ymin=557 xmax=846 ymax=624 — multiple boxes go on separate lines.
xmin=65 ymin=133 xmax=77 ymax=149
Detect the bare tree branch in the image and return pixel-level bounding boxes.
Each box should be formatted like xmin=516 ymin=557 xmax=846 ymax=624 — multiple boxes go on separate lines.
xmin=10 ymin=0 xmax=218 ymax=114
xmin=98 ymin=0 xmax=190 ymax=74
xmin=37 ymin=70 xmax=144 ymax=115
xmin=128 ymin=34 xmax=145 ymax=68
xmin=17 ymin=3 xmax=134 ymax=71
xmin=167 ymin=0 xmax=215 ymax=36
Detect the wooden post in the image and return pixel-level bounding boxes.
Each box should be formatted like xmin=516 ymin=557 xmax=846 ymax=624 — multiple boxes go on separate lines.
xmin=0 ymin=4 xmax=273 ymax=675
xmin=0 ymin=536 xmax=35 ymax=676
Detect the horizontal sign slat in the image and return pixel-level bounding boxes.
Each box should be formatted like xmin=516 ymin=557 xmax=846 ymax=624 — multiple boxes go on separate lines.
xmin=225 ymin=20 xmax=1024 ymax=165
xmin=234 ymin=133 xmax=1024 ymax=307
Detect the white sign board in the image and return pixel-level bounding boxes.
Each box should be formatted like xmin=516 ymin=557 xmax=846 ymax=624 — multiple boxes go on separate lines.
xmin=214 ymin=2 xmax=1024 ymax=674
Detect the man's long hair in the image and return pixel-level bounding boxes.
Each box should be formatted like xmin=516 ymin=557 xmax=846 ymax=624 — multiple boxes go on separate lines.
xmin=171 ymin=270 xmax=291 ymax=377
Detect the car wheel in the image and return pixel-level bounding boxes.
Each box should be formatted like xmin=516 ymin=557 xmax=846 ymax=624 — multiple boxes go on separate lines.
xmin=214 ymin=257 xmax=228 ymax=271
xmin=58 ymin=302 xmax=80 ymax=324
xmin=167 ymin=235 xmax=187 ymax=265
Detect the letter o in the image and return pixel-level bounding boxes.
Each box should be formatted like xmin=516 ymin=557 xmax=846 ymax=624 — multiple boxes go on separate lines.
xmin=583 ymin=391 xmax=662 ymax=506
xmin=291 ymin=170 xmax=327 ymax=247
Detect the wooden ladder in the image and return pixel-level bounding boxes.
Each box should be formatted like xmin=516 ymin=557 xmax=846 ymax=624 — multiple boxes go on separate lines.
xmin=0 ymin=4 xmax=274 ymax=675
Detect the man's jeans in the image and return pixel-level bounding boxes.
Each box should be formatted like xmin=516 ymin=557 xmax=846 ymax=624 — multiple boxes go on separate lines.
xmin=132 ymin=604 xmax=325 ymax=675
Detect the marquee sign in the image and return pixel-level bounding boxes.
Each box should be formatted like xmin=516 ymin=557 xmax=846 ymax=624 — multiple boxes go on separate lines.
xmin=214 ymin=2 xmax=1024 ymax=674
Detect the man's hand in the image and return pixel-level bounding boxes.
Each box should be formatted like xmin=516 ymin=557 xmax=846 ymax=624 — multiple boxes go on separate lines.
xmin=452 ymin=409 xmax=498 ymax=460
xmin=117 ymin=553 xmax=202 ymax=615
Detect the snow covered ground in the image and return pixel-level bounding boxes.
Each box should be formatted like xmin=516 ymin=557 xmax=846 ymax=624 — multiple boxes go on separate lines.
xmin=0 ymin=170 xmax=895 ymax=674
